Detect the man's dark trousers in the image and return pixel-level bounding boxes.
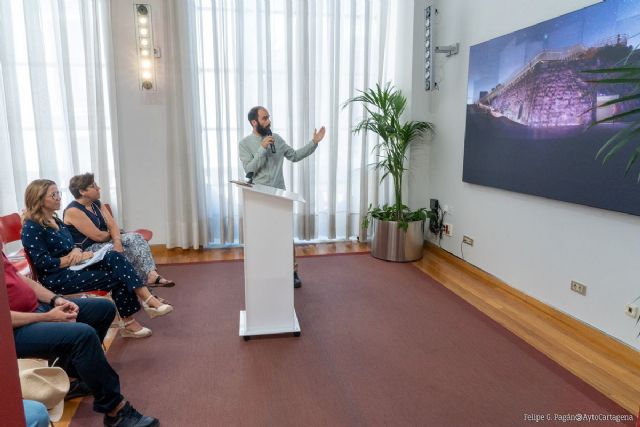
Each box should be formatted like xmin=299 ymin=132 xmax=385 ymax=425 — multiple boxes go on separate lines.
xmin=13 ymin=298 xmax=124 ymax=413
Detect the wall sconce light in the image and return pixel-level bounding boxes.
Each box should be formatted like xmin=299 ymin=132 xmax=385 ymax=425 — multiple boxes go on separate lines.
xmin=424 ymin=5 xmax=432 ymax=91
xmin=135 ymin=4 xmax=155 ymax=90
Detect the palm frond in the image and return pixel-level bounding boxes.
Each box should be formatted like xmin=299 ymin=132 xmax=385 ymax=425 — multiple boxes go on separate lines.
xmin=582 ymin=66 xmax=640 ymax=74
xmin=589 ymin=108 xmax=640 ymax=126
xmin=585 ymin=60 xmax=640 ymax=188
xmin=601 ymin=129 xmax=640 ymax=164
xmin=594 ymin=124 xmax=640 ymax=160
xmin=584 ymin=78 xmax=640 ymax=84
xmin=583 ymin=93 xmax=640 ymax=114
xmin=624 ymin=146 xmax=640 ymax=177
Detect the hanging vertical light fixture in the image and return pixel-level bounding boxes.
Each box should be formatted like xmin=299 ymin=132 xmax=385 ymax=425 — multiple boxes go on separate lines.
xmin=425 ymin=5 xmax=432 ymax=91
xmin=425 ymin=6 xmax=459 ymax=91
xmin=135 ymin=4 xmax=155 ymax=90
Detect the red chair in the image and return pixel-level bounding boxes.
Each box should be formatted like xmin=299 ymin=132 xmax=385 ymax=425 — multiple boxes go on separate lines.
xmin=103 ymin=203 xmax=153 ymax=242
xmin=0 ymin=213 xmax=32 ymax=277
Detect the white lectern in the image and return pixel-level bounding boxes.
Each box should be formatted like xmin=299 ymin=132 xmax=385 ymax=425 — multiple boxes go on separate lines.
xmin=233 ymin=182 xmax=304 ymax=340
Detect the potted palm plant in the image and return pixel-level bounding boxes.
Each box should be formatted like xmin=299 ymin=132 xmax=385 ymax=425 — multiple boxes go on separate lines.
xmin=344 ymin=82 xmax=435 ymax=262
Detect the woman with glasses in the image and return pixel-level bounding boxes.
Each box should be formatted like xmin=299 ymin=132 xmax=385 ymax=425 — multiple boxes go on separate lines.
xmin=63 ymin=172 xmax=175 ymax=288
xmin=20 ymin=179 xmax=173 ymax=338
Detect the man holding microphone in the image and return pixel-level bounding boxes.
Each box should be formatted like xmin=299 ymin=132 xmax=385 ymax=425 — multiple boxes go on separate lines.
xmin=239 ymin=106 xmax=325 ymax=288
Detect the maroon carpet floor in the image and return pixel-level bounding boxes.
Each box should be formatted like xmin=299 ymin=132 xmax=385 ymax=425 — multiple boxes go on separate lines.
xmin=71 ymin=254 xmax=633 ymax=426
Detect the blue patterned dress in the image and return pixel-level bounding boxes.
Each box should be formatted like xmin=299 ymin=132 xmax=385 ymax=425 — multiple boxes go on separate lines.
xmin=21 ymin=217 xmax=143 ymax=317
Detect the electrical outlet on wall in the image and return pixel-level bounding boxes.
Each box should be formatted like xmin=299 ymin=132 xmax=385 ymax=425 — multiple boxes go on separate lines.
xmin=462 ymin=235 xmax=474 ymax=246
xmin=625 ymin=304 xmax=639 ymax=319
xmin=570 ymin=280 xmax=587 ymax=296
xmin=443 ymin=223 xmax=453 ymax=236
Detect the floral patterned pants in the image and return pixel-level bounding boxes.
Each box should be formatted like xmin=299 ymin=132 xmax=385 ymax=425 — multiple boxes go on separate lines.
xmin=88 ymin=232 xmax=156 ymax=284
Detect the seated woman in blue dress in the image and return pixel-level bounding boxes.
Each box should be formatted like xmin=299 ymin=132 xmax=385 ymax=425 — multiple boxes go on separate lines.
xmin=63 ymin=172 xmax=175 ymax=288
xmin=21 ymin=179 xmax=174 ymax=338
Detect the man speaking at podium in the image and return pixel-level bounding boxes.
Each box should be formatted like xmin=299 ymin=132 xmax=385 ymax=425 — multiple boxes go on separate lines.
xmin=239 ymin=106 xmax=325 ymax=288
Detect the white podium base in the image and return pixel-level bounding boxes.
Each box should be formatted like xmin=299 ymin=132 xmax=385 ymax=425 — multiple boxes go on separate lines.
xmin=239 ymin=310 xmax=301 ymax=338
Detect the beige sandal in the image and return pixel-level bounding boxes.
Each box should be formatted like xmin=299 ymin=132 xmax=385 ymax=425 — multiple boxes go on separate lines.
xmin=149 ymin=289 xmax=169 ymax=305
xmin=119 ymin=319 xmax=152 ymax=338
xmin=142 ymin=295 xmax=174 ymax=319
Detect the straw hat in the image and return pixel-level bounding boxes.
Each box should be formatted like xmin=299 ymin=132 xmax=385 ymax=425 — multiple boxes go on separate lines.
xmin=18 ymin=359 xmax=70 ymax=422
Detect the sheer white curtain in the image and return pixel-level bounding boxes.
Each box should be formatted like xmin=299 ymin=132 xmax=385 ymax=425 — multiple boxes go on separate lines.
xmin=168 ymin=0 xmax=398 ymax=247
xmin=0 ymin=0 xmax=119 ymax=217
xmin=165 ymin=0 xmax=208 ymax=249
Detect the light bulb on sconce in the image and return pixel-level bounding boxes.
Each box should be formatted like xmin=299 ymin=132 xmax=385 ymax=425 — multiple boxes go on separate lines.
xmin=136 ymin=4 xmax=148 ymax=15
xmin=135 ymin=4 xmax=156 ymax=91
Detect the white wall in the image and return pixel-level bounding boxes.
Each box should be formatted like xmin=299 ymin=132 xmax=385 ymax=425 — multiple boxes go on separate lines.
xmin=408 ymin=0 xmax=640 ymax=350
xmin=110 ymin=0 xmax=170 ymax=244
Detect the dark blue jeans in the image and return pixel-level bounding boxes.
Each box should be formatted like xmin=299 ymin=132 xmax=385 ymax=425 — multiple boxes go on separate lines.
xmin=13 ymin=298 xmax=124 ymax=414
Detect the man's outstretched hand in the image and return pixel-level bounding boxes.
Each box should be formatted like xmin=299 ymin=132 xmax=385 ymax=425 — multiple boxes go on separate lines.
xmin=312 ymin=126 xmax=326 ymax=144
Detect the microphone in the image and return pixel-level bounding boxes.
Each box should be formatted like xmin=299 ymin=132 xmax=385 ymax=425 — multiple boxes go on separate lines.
xmin=266 ymin=129 xmax=275 ymax=153
xmin=246 ymin=172 xmax=254 ymax=184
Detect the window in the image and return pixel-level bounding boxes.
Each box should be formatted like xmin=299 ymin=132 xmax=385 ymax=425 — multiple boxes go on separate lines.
xmin=0 ymin=0 xmax=117 ymax=215
xmin=191 ymin=0 xmax=398 ymax=245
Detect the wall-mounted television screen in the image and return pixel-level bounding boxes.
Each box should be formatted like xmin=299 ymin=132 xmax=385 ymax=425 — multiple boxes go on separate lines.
xmin=463 ymin=0 xmax=640 ymax=216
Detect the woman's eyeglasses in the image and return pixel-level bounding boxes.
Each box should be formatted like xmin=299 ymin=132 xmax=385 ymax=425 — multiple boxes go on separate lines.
xmin=49 ymin=191 xmax=62 ymax=199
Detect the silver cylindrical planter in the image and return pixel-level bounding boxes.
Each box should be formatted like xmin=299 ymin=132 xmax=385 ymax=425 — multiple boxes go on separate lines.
xmin=370 ymin=219 xmax=425 ymax=262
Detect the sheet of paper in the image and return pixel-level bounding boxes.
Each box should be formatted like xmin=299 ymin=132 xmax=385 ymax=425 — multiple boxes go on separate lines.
xmin=69 ymin=243 xmax=113 ymax=271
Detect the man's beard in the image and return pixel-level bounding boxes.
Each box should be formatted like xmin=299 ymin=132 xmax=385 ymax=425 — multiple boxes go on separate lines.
xmin=256 ymin=123 xmax=271 ymax=136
